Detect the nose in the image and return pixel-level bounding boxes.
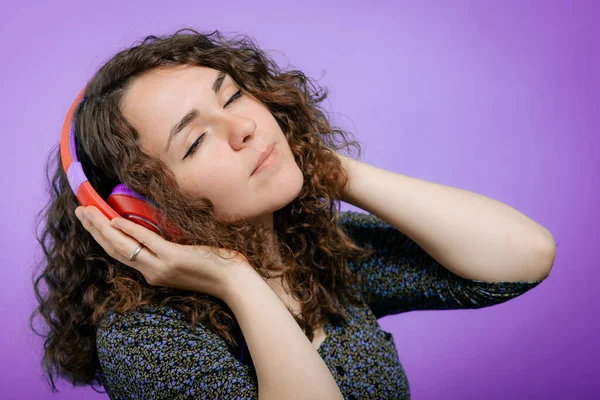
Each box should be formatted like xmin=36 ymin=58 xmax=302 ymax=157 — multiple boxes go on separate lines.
xmin=220 ymin=112 xmax=258 ymax=150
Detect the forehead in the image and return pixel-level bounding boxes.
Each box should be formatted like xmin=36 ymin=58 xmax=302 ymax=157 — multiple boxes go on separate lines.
xmin=120 ymin=65 xmax=221 ymax=152
xmin=121 ymin=65 xmax=220 ymax=114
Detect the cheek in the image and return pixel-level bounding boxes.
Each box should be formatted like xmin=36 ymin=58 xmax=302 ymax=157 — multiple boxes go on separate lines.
xmin=184 ymin=164 xmax=244 ymax=199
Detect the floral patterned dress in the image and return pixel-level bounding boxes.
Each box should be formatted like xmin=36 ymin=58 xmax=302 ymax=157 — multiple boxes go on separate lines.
xmin=96 ymin=211 xmax=545 ymax=399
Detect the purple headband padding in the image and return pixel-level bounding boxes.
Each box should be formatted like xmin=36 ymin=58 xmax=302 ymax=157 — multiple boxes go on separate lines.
xmin=66 ymin=162 xmax=87 ymax=195
xmin=110 ymin=184 xmax=156 ymax=206
xmin=67 ymin=104 xmax=86 ymax=193
xmin=70 ymin=116 xmax=79 ymax=163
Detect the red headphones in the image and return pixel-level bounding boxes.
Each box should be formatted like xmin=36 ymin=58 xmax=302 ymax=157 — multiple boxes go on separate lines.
xmin=60 ymin=85 xmax=183 ymax=241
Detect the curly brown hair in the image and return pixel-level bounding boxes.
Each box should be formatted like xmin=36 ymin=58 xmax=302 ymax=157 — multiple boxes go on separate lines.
xmin=30 ymin=28 xmax=375 ymax=393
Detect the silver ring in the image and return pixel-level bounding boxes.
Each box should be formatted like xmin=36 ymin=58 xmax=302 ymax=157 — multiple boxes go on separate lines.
xmin=128 ymin=243 xmax=144 ymax=261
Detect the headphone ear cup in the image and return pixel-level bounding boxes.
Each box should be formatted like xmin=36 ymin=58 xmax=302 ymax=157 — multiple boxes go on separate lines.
xmin=107 ymin=184 xmax=166 ymax=238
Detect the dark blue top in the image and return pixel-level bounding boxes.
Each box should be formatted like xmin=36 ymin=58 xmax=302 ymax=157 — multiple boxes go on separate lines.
xmin=96 ymin=211 xmax=545 ymax=399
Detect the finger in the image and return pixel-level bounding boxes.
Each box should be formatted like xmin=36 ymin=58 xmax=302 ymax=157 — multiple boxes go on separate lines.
xmin=79 ymin=206 xmax=157 ymax=268
xmin=107 ymin=213 xmax=172 ymax=258
xmin=75 ymin=206 xmax=122 ymax=260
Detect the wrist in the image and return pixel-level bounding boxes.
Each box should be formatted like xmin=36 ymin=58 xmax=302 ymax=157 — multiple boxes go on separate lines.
xmin=336 ymin=153 xmax=360 ymax=204
xmin=221 ymin=264 xmax=263 ymax=305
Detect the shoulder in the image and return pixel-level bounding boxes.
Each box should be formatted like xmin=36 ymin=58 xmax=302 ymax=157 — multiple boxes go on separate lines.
xmin=98 ymin=303 xmax=216 ymax=336
xmin=96 ymin=304 xmax=258 ymax=399
xmin=96 ymin=304 xmax=226 ymax=356
xmin=339 ymin=210 xmax=399 ymax=251
xmin=339 ymin=210 xmax=393 ymax=231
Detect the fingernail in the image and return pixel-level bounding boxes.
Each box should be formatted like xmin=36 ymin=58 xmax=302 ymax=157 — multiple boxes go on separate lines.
xmin=83 ymin=208 xmax=91 ymax=220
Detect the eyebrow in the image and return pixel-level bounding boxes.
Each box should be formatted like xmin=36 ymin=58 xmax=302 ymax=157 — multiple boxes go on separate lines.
xmin=164 ymin=70 xmax=227 ymax=154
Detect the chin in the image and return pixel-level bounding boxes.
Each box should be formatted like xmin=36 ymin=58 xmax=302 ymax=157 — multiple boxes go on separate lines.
xmin=269 ymin=165 xmax=305 ymax=212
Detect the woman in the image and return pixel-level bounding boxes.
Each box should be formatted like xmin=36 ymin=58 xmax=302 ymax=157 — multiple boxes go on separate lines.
xmin=31 ymin=28 xmax=555 ymax=399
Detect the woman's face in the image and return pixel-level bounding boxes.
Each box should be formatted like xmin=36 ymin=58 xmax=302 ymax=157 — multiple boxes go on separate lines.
xmin=120 ymin=65 xmax=304 ymax=228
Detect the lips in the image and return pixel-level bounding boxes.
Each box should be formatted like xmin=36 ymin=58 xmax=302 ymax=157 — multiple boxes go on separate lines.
xmin=251 ymin=143 xmax=275 ymax=175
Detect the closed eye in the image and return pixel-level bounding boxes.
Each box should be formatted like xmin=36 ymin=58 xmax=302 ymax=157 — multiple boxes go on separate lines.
xmin=224 ymin=88 xmax=242 ymax=108
xmin=182 ymin=89 xmax=243 ymax=160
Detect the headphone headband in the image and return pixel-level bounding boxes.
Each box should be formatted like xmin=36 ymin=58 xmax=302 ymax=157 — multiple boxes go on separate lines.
xmin=60 ymin=85 xmax=120 ymax=219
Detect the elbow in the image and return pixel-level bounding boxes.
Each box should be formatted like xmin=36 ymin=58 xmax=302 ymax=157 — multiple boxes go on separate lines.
xmin=531 ymin=233 xmax=557 ymax=281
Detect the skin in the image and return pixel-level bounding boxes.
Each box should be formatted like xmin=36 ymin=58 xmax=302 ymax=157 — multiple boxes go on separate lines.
xmin=120 ymin=64 xmax=305 ymax=232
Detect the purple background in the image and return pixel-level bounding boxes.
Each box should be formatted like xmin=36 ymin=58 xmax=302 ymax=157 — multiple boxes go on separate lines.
xmin=1 ymin=0 xmax=597 ymax=399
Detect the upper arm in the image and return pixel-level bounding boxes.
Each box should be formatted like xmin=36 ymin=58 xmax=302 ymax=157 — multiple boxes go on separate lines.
xmin=97 ymin=306 xmax=258 ymax=400
xmin=339 ymin=210 xmax=545 ymax=319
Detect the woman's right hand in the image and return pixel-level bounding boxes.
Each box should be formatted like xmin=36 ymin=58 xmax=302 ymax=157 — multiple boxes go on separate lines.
xmin=75 ymin=205 xmax=251 ymax=300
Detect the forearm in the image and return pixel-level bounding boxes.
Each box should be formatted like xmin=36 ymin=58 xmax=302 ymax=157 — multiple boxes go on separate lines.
xmin=221 ymin=267 xmax=343 ymax=400
xmin=339 ymin=155 xmax=556 ymax=282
